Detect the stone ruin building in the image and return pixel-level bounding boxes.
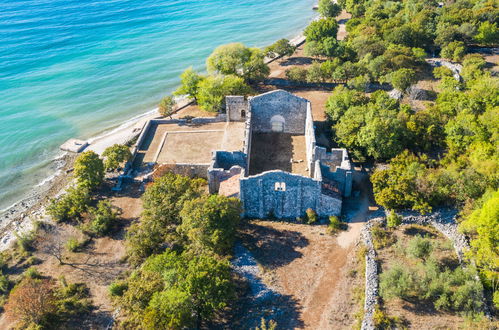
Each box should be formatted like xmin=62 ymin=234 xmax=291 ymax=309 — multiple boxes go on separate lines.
xmin=208 ymin=89 xmax=352 ymax=219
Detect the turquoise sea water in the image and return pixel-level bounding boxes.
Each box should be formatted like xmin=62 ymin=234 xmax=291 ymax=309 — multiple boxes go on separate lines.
xmin=0 ymin=0 xmax=316 ymax=210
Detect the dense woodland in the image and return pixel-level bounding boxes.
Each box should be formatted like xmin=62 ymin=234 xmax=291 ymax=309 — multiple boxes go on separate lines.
xmin=0 ymin=0 xmax=497 ymax=328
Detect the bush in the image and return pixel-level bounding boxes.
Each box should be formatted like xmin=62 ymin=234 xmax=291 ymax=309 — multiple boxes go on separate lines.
xmin=83 ymin=200 xmax=119 ymax=237
xmin=406 ymin=235 xmax=432 ymax=260
xmin=285 ymin=67 xmax=308 ymax=82
xmin=109 ymin=281 xmax=128 ymax=297
xmin=102 ymin=144 xmax=132 ymax=171
xmin=65 ymin=237 xmax=88 ymax=253
xmin=441 ymin=41 xmax=466 ymax=62
xmin=327 ymin=216 xmax=342 ymax=234
xmin=158 ymin=95 xmax=176 ymax=118
xmin=371 ymin=225 xmax=397 ymax=250
xmin=388 ymin=68 xmax=417 ymax=92
xmin=15 ymin=232 xmax=35 ymax=256
xmin=318 ymin=0 xmax=342 ymax=18
xmin=386 ymin=211 xmax=402 ymax=228
xmin=0 ymin=272 xmax=11 ymax=294
xmin=306 ymin=208 xmax=318 ymax=224
xmin=380 ymin=263 xmax=416 ymax=299
xmin=47 ymin=185 xmax=91 ymax=223
xmin=24 ymin=267 xmax=42 ymax=279
xmin=433 ymin=66 xmax=454 ymax=79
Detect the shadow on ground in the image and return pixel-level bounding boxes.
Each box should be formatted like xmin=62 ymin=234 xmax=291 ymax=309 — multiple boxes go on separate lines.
xmin=238 ymin=222 xmax=309 ymax=269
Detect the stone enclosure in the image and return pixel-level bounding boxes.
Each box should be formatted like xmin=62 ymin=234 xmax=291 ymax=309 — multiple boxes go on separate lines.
xmin=135 ymin=90 xmax=353 ymax=220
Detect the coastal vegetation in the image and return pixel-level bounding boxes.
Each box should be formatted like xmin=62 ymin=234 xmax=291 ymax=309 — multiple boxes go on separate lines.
xmin=113 ymin=173 xmax=241 ymax=328
xmin=102 ymin=144 xmax=132 ymax=172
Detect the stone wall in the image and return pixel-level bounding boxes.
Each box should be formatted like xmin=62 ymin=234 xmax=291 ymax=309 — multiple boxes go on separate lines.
xmin=240 ymin=170 xmax=341 ymax=219
xmin=207 ymin=165 xmax=244 ymax=194
xmin=315 ymin=148 xmax=353 ymax=197
xmin=305 ymin=102 xmax=316 ymax=175
xmin=249 ymin=90 xmax=308 ymax=134
xmin=226 ymin=95 xmax=248 ymax=122
xmin=208 ymin=150 xmax=247 ymax=193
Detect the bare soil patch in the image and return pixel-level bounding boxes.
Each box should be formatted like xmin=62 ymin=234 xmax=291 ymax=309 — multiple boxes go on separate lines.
xmin=236 ymin=220 xmax=364 ymax=329
xmin=249 ymin=133 xmax=308 ymax=175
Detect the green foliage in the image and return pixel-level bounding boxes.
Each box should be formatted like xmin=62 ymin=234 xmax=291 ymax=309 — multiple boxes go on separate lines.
xmin=325 ymin=85 xmax=369 ymax=122
xmin=196 ymin=74 xmax=252 ymax=112
xmin=406 ymin=235 xmax=433 ymax=260
xmin=460 ymin=190 xmax=499 ymax=303
xmin=65 ymin=237 xmax=82 ymax=253
xmin=53 ymin=278 xmax=92 ymax=323
xmin=174 ymin=67 xmax=203 ymax=99
xmin=73 ymin=151 xmax=104 ymax=190
xmin=125 ymin=173 xmax=204 ymax=265
xmin=108 ymin=280 xmax=128 ymax=297
xmin=256 ymin=318 xmax=277 ymax=330
xmin=47 ymin=185 xmax=91 ymax=223
xmin=306 ymin=208 xmax=318 ymax=224
xmin=371 ymin=225 xmax=397 ymax=250
xmin=433 ymin=66 xmax=454 ymax=79
xmin=158 ymin=95 xmax=176 ymax=118
xmin=318 ymin=0 xmax=342 ymax=18
xmin=474 ymin=21 xmax=499 ymax=46
xmin=304 ymin=18 xmax=339 ymax=42
xmin=373 ymin=305 xmax=402 ymax=329
xmin=24 ymin=267 xmax=41 ymax=279
xmin=327 ymin=216 xmax=342 ymax=234
xmin=371 ymin=151 xmax=433 ymax=213
xmin=102 ymin=144 xmax=132 ymax=171
xmin=15 ymin=231 xmax=36 ymax=256
xmin=83 ymin=200 xmax=119 ymax=237
xmin=386 ymin=211 xmax=402 ymax=228
xmin=285 ymin=67 xmax=308 ymax=82
xmin=178 ymin=195 xmax=241 ymax=255
xmin=115 ymin=250 xmax=234 ymax=329
xmin=206 ymin=43 xmax=269 ymax=82
xmin=264 ymin=39 xmax=295 ymax=59
xmin=441 ymin=41 xmax=466 ymax=62
xmin=388 ymin=68 xmax=417 ymax=92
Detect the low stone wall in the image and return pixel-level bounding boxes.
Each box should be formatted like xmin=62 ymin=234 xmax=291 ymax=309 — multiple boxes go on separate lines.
xmin=360 ymin=218 xmax=383 ymax=330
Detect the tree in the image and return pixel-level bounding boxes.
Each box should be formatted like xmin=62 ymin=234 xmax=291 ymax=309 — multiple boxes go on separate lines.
xmin=102 ymin=144 xmax=132 ymax=171
xmin=4 ymin=278 xmax=56 ymax=327
xmin=318 ymin=0 xmax=342 ymax=18
xmin=47 ymin=185 xmax=91 ymax=222
xmin=264 ymin=39 xmax=295 ymax=59
xmin=388 ymin=68 xmax=417 ymax=92
xmin=174 ymin=67 xmax=203 ymax=99
xmin=285 ymin=67 xmax=308 ymax=82
xmin=73 ymin=151 xmax=104 ymax=190
xmin=206 ymin=43 xmax=269 ymax=82
xmin=179 ymin=195 xmax=241 ymax=255
xmin=117 ymin=250 xmax=234 ymax=329
xmin=386 ymin=211 xmax=402 ymax=228
xmin=460 ymin=189 xmax=499 ymax=308
xmin=304 ymin=18 xmax=339 ymax=42
xmin=325 ymin=85 xmax=369 ymax=122
xmin=371 ymin=151 xmax=432 ymax=213
xmin=196 ymin=75 xmax=252 ymax=112
xmin=158 ymin=95 xmax=176 ymax=118
xmin=125 ymin=173 xmax=204 ymax=265
xmin=440 ymin=41 xmax=466 ymax=62
xmin=474 ymin=21 xmax=499 ymax=46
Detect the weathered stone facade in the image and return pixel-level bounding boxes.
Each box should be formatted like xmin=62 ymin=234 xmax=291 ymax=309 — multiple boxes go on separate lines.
xmin=208 ymin=89 xmax=353 ymax=219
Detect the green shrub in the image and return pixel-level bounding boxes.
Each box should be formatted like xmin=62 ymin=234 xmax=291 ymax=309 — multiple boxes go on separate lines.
xmin=306 ymin=208 xmax=318 ymax=224
xmin=83 ymin=200 xmax=118 ymax=237
xmin=285 ymin=67 xmax=308 ymax=82
xmin=406 ymin=235 xmax=433 ymax=260
xmin=380 ymin=263 xmax=416 ymax=299
xmin=0 ymin=272 xmax=10 ymax=294
xmin=386 ymin=211 xmax=402 ymax=228
xmin=109 ymin=281 xmax=128 ymax=297
xmin=371 ymin=225 xmax=396 ymax=250
xmin=158 ymin=95 xmax=176 ymax=118
xmin=65 ymin=237 xmax=87 ymax=253
xmin=24 ymin=267 xmax=41 ymax=279
xmin=15 ymin=232 xmax=35 ymax=256
xmin=54 ymin=278 xmax=92 ymax=320
xmin=327 ymin=216 xmax=342 ymax=234
xmin=373 ymin=305 xmax=402 ymax=329
xmin=47 ymin=186 xmax=91 ymax=223
xmin=102 ymin=144 xmax=132 ymax=171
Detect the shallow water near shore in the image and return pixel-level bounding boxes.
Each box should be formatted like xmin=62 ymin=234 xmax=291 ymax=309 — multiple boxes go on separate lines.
xmin=0 ymin=0 xmax=316 ymax=211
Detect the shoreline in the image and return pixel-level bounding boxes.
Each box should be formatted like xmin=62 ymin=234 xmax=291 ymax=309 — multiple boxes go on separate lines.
xmin=0 ymin=14 xmax=318 ymax=251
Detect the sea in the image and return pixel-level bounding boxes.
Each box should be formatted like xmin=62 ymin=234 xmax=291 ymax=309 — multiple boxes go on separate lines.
xmin=0 ymin=0 xmax=316 ymax=212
